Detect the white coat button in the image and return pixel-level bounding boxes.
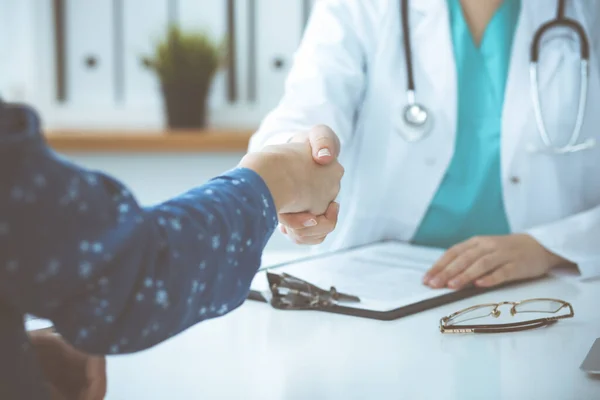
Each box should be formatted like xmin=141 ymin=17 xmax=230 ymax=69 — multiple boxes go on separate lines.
xmin=510 ymin=176 xmax=520 ymax=184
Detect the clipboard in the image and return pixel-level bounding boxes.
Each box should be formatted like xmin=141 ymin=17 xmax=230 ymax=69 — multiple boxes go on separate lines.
xmin=247 ymin=240 xmax=500 ymax=321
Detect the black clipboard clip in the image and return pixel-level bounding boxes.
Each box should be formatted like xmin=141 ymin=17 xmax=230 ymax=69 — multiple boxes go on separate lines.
xmin=266 ymin=272 xmax=360 ymax=310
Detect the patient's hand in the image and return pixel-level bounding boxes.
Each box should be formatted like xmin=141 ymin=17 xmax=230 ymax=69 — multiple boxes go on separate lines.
xmin=278 ymin=125 xmax=341 ymax=245
xmin=29 ymin=329 xmax=106 ymax=400
xmin=423 ymin=234 xmax=571 ymax=289
xmin=240 ymin=125 xmax=343 ymax=216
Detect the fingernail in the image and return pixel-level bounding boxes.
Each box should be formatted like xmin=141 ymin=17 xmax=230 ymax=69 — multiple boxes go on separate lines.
xmin=303 ymin=219 xmax=318 ymax=227
xmin=448 ymin=280 xmax=459 ymax=289
xmin=422 ymin=275 xmax=430 ymax=284
xmin=429 ymin=278 xmax=441 ymax=287
xmin=317 ymin=148 xmax=331 ymax=158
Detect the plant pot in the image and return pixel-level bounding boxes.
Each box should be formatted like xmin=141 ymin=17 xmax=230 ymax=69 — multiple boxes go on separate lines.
xmin=161 ymin=81 xmax=210 ymax=129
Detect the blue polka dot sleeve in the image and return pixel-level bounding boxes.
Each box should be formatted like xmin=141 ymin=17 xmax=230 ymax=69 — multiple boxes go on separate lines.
xmin=0 ymin=106 xmax=279 ymax=355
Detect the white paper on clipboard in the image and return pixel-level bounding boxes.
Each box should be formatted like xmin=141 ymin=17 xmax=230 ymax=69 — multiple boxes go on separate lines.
xmin=250 ymin=241 xmax=454 ymax=312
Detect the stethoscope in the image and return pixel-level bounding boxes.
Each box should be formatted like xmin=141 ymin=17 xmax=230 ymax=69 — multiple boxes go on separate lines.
xmin=398 ymin=0 xmax=596 ymax=153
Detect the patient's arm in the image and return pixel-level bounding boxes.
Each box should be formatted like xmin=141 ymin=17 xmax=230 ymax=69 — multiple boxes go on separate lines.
xmin=0 ymin=105 xmax=278 ymax=355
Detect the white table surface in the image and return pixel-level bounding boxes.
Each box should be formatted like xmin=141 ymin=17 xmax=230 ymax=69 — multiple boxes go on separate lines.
xmin=106 ymin=252 xmax=600 ymax=400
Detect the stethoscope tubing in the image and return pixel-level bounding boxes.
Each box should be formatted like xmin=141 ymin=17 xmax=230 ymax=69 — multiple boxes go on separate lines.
xmin=399 ymin=0 xmax=594 ymax=153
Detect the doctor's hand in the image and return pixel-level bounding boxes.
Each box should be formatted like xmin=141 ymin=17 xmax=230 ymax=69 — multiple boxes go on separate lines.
xmin=423 ymin=234 xmax=570 ymax=290
xmin=279 ymin=125 xmax=342 ymax=245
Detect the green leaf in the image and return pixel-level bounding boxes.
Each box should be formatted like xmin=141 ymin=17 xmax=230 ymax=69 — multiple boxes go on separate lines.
xmin=142 ymin=24 xmax=225 ymax=85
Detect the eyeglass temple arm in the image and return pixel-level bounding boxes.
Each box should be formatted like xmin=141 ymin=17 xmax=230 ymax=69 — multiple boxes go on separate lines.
xmin=441 ymin=312 xmax=572 ymax=331
xmin=441 ymin=320 xmax=558 ymax=334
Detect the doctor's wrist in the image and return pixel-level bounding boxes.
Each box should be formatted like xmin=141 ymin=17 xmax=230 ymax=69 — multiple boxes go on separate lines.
xmin=544 ymin=250 xmax=573 ymax=269
xmin=526 ymin=234 xmax=574 ymax=270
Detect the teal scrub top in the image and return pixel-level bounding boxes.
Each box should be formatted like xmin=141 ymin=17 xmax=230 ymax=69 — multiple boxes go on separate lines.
xmin=412 ymin=0 xmax=521 ymax=249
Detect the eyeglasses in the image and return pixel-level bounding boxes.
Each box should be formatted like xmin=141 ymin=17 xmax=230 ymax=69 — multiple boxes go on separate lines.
xmin=439 ymin=298 xmax=574 ymax=334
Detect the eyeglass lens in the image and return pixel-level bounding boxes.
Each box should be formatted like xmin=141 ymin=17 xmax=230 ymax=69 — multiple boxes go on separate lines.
xmin=448 ymin=305 xmax=497 ymax=325
xmin=513 ymin=299 xmax=566 ymax=313
xmin=448 ymin=300 xmax=568 ymax=326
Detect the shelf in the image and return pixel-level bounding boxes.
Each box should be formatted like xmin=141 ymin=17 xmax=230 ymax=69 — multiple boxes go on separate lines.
xmin=44 ymin=129 xmax=255 ymax=153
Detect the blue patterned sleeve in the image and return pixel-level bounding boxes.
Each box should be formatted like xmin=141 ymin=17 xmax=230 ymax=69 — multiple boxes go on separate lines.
xmin=0 ymin=107 xmax=278 ymax=355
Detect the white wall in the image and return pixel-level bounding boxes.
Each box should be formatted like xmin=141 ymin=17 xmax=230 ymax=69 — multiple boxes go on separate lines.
xmin=0 ymin=0 xmax=38 ymax=102
xmin=0 ymin=0 xmax=314 ymax=130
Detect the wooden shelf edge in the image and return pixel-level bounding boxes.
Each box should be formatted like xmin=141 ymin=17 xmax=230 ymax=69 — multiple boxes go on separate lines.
xmin=44 ymin=129 xmax=255 ymax=153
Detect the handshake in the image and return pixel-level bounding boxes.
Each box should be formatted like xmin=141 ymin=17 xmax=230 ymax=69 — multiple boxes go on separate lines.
xmin=240 ymin=125 xmax=344 ymax=245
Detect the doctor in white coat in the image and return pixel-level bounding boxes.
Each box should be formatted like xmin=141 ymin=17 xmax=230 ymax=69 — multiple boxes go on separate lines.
xmin=249 ymin=0 xmax=600 ymax=290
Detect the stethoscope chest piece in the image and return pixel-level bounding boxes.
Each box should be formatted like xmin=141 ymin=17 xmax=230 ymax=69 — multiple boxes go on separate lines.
xmin=404 ymin=103 xmax=428 ymax=126
xmin=397 ymin=0 xmax=434 ymax=143
xmin=397 ymin=99 xmax=433 ymax=142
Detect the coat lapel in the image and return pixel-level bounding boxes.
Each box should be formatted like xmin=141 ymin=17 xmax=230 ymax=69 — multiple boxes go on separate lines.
xmin=501 ymin=0 xmax=535 ymax=175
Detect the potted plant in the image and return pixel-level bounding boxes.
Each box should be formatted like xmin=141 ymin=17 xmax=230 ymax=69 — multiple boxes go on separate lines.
xmin=144 ymin=25 xmax=224 ymax=129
